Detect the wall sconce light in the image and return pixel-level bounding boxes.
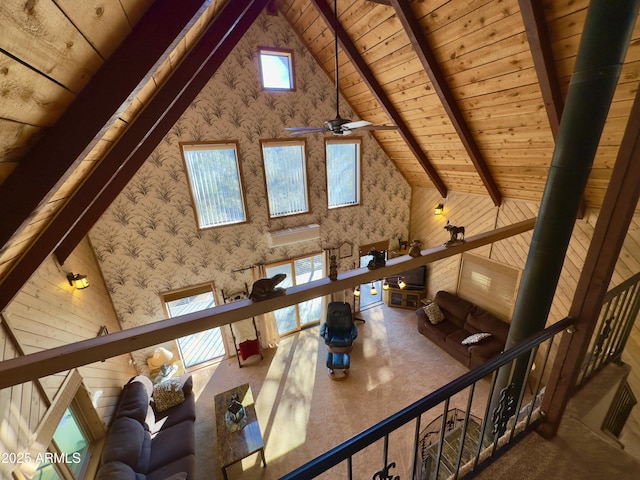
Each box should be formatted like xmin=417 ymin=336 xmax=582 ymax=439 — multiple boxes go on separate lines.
xmin=434 ymin=203 xmax=444 ymax=215
xmin=382 ymin=279 xmax=390 ymax=291
xmin=370 ymin=282 xmax=377 ymax=296
xmin=398 ymin=278 xmax=407 ymax=289
xmin=354 ymin=285 xmax=361 ymax=297
xmin=67 ymin=272 xmax=89 ymax=289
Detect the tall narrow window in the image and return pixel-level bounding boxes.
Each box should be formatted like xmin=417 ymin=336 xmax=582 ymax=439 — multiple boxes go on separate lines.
xmin=326 ymin=138 xmax=361 ymax=208
xmin=258 ymin=47 xmax=294 ymax=90
xmin=261 ymin=140 xmax=309 ymax=218
xmin=181 ymin=142 xmax=247 ymax=229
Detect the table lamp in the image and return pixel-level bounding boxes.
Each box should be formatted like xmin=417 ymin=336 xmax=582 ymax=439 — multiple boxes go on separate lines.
xmin=150 ymin=347 xmax=174 ymax=375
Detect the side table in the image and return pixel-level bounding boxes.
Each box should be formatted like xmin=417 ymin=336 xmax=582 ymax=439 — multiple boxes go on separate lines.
xmin=215 ymin=383 xmax=266 ymax=479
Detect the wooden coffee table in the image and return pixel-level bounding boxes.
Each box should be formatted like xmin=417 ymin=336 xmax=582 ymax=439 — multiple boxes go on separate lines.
xmin=215 ymin=383 xmax=266 ymax=480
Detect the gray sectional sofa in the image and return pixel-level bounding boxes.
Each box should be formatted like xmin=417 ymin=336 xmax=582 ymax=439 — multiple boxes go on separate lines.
xmin=96 ymin=374 xmax=196 ymax=480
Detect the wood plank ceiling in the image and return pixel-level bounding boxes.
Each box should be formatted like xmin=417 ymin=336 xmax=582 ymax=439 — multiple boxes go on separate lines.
xmin=0 ymin=0 xmax=639 ymax=311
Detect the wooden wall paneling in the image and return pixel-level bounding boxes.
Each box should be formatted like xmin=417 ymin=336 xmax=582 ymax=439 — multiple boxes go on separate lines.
xmin=0 ymin=53 xmax=76 ymax=127
xmin=0 ymin=0 xmax=104 ymax=91
xmin=3 ymin=237 xmax=136 ymax=427
xmin=0 ymin=120 xmax=40 ymax=165
xmin=0 ymin=319 xmax=50 ymax=477
xmin=54 ymin=0 xmax=134 ymax=59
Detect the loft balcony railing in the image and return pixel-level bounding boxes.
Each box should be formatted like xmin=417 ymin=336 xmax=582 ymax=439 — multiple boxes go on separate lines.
xmin=577 ymin=271 xmax=640 ymax=387
xmin=282 ymin=272 xmax=640 ymax=480
xmin=281 ymin=316 xmax=574 ymax=480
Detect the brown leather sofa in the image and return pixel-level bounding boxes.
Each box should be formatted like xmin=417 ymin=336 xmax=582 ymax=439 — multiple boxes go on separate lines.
xmin=96 ymin=374 xmax=196 ymax=480
xmin=416 ymin=290 xmax=510 ymax=369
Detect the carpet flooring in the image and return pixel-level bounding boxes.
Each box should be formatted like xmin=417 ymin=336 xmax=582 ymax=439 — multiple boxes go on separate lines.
xmin=190 ymin=303 xmax=493 ymax=480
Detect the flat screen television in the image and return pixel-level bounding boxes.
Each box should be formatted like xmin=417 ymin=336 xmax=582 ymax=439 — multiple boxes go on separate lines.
xmin=388 ymin=265 xmax=427 ymax=290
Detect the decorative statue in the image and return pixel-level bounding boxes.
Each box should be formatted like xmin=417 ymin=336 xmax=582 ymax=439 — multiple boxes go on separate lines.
xmin=408 ymin=240 xmax=422 ymax=257
xmin=367 ymin=248 xmax=386 ymax=270
xmin=444 ymin=221 xmax=465 ymax=246
xmin=328 ymin=254 xmax=338 ymax=281
xmin=249 ymin=273 xmax=287 ymax=301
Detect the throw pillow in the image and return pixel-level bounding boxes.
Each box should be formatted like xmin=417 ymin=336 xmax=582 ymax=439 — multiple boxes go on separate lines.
xmin=461 ymin=332 xmax=492 ymax=345
xmin=164 ymin=473 xmax=187 ymax=480
xmin=153 ymin=378 xmax=185 ymax=412
xmin=423 ymin=302 xmax=446 ymax=325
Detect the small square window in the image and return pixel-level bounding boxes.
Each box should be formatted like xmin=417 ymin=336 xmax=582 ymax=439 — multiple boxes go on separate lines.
xmin=259 ymin=47 xmax=294 ymax=90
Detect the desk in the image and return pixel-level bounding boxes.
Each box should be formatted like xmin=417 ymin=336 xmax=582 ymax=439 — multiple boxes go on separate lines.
xmin=215 ymin=383 xmax=266 ymax=480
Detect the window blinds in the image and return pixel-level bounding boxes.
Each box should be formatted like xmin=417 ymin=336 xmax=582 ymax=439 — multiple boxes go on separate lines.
xmin=457 ymin=253 xmax=521 ymax=321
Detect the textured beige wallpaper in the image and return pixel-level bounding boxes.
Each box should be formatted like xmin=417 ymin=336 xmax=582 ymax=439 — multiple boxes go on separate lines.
xmin=89 ymin=11 xmax=411 ymax=328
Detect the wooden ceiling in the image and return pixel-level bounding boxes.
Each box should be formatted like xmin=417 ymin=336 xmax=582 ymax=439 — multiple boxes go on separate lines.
xmin=0 ymin=0 xmax=638 ymax=310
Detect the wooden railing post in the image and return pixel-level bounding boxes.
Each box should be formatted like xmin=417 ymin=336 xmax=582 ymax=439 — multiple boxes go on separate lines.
xmin=538 ymin=45 xmax=640 ymax=439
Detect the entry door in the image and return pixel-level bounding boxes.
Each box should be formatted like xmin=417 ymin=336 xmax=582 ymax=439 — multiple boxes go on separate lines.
xmin=266 ymin=253 xmax=324 ymax=336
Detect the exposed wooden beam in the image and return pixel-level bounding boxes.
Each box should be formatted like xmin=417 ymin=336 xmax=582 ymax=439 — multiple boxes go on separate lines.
xmin=518 ymin=0 xmax=587 ymax=218
xmin=54 ymin=0 xmax=268 ymax=264
xmin=0 ymin=219 xmax=536 ymax=388
xmin=0 ymin=0 xmax=211 ymax=253
xmin=390 ymin=0 xmax=502 ymax=207
xmin=0 ymin=1 xmax=269 ymax=312
xmin=310 ymin=0 xmax=448 ymax=198
xmin=518 ymin=0 xmax=564 ymax=139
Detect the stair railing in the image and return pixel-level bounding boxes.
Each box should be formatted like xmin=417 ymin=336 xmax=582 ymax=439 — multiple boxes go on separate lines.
xmin=281 ymin=317 xmax=574 ymax=480
xmin=576 ymin=271 xmax=640 ymax=387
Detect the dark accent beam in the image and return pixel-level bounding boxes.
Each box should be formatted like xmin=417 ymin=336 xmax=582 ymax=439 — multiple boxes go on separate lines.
xmin=310 ymin=0 xmax=448 ymax=197
xmin=0 ymin=219 xmax=535 ymax=389
xmin=391 ymin=0 xmax=501 ymax=206
xmin=518 ymin=0 xmax=587 ymax=219
xmin=0 ymin=1 xmax=268 ymax=312
xmin=0 ymin=0 xmax=211 ymax=252
xmin=539 ymin=72 xmax=640 ymax=438
xmin=518 ymin=0 xmax=564 ymax=139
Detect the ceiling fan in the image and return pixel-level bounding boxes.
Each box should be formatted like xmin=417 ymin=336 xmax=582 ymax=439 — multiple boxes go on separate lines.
xmin=285 ymin=0 xmax=397 ymax=136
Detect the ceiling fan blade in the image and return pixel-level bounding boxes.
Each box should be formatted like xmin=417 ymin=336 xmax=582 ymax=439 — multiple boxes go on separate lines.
xmin=285 ymin=126 xmax=326 ymax=135
xmin=341 ymin=120 xmax=372 ymax=130
xmin=285 ymin=127 xmax=325 ymax=132
xmin=354 ymin=125 xmax=398 ymax=131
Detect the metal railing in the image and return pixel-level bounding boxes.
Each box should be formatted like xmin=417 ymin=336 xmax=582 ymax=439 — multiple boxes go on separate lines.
xmin=281 ymin=317 xmax=574 ymax=480
xmin=603 ymin=380 xmax=638 ymax=438
xmin=577 ymin=272 xmax=640 ymax=387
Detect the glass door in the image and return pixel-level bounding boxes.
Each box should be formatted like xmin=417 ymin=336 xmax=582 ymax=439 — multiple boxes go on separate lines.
xmin=164 ymin=286 xmax=226 ymax=368
xmin=359 ymin=253 xmax=383 ymax=309
xmin=266 ymin=253 xmax=325 ymax=336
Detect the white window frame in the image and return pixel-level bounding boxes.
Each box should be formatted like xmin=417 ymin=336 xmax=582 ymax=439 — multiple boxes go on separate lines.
xmin=261 ymin=139 xmax=310 ymax=218
xmin=258 ymin=46 xmax=295 ymax=91
xmin=181 ymin=142 xmax=248 ymax=229
xmin=325 ymin=138 xmax=362 ymax=209
xmin=15 ymin=370 xmax=102 ymax=480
